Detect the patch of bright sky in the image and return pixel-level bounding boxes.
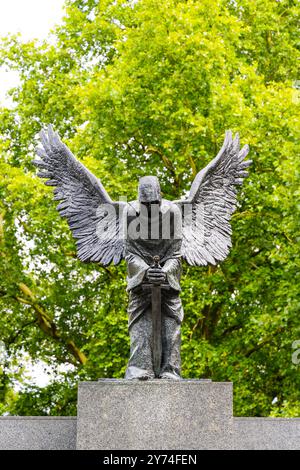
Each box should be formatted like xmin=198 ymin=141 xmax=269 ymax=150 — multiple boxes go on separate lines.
xmin=0 ymin=0 xmax=66 ymax=107
xmin=10 ymin=351 xmax=76 ymax=390
xmin=0 ymin=0 xmax=67 ymax=387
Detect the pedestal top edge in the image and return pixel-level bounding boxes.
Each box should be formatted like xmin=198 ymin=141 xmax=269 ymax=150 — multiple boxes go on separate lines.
xmin=79 ymin=379 xmax=233 ymax=386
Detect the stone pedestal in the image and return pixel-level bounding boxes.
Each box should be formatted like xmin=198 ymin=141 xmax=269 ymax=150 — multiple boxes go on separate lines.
xmin=0 ymin=417 xmax=76 ymax=450
xmin=76 ymin=380 xmax=233 ymax=450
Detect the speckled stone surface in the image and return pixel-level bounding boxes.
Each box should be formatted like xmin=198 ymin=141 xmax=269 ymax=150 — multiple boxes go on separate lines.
xmin=234 ymin=417 xmax=300 ymax=450
xmin=76 ymin=380 xmax=233 ymax=450
xmin=0 ymin=417 xmax=76 ymax=450
xmin=0 ymin=389 xmax=300 ymax=449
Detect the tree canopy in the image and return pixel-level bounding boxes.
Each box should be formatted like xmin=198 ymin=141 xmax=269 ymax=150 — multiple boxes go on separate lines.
xmin=0 ymin=0 xmax=299 ymax=417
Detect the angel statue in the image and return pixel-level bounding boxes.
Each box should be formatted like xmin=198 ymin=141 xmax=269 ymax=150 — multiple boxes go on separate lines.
xmin=33 ymin=126 xmax=251 ymax=381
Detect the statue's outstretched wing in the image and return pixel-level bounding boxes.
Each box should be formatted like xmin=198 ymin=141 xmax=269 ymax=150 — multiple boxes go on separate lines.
xmin=175 ymin=131 xmax=251 ymax=266
xmin=33 ymin=125 xmax=126 ymax=265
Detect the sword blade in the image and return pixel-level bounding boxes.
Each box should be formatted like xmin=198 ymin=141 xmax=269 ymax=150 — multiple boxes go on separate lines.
xmin=151 ymin=284 xmax=162 ymax=377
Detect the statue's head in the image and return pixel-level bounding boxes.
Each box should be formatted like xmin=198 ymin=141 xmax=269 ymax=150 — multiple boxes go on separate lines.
xmin=138 ymin=176 xmax=161 ymax=205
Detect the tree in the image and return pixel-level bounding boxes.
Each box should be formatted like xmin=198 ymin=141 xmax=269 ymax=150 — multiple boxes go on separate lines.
xmin=0 ymin=0 xmax=299 ymax=416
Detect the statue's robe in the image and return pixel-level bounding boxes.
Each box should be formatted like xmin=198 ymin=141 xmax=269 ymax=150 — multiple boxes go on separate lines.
xmin=124 ymin=199 xmax=183 ymax=379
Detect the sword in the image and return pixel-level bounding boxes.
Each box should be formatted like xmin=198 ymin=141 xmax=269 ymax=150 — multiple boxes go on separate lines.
xmin=142 ymin=255 xmax=170 ymax=378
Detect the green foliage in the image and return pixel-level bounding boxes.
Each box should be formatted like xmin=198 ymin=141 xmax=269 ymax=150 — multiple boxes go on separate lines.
xmin=0 ymin=0 xmax=299 ymax=417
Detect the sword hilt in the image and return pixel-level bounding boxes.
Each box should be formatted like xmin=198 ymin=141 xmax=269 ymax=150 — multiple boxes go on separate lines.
xmin=142 ymin=283 xmax=170 ymax=291
xmin=152 ymin=255 xmax=160 ymax=268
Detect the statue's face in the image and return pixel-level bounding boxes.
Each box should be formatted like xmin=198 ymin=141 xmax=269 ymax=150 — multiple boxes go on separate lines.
xmin=138 ymin=176 xmax=161 ymax=205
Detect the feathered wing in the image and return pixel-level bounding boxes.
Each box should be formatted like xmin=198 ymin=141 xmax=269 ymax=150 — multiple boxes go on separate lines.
xmin=33 ymin=125 xmax=126 ymax=265
xmin=176 ymin=131 xmax=252 ymax=266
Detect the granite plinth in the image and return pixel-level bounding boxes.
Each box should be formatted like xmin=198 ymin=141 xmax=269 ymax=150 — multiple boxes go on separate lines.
xmin=234 ymin=417 xmax=300 ymax=450
xmin=0 ymin=417 xmax=76 ymax=450
xmin=76 ymin=379 xmax=233 ymax=450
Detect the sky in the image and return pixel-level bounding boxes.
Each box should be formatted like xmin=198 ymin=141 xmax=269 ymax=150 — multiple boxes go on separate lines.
xmin=0 ymin=0 xmax=66 ymax=106
xmin=0 ymin=0 xmax=66 ymax=386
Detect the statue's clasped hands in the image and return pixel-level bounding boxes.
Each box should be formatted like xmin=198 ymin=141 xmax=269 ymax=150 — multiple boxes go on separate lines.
xmin=146 ymin=266 xmax=166 ymax=285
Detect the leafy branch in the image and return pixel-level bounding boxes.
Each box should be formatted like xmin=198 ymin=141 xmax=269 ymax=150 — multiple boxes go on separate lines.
xmin=13 ymin=283 xmax=87 ymax=366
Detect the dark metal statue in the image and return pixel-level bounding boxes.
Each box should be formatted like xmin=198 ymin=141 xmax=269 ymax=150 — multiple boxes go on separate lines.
xmin=34 ymin=126 xmax=251 ymax=380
